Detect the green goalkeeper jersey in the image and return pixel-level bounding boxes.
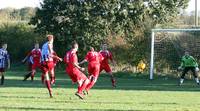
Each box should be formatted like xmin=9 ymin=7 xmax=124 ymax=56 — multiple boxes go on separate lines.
xmin=181 ymin=55 xmax=198 ymax=68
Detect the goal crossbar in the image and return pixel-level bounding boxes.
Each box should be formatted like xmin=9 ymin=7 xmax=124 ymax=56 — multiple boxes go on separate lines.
xmin=150 ymin=28 xmax=200 ymax=80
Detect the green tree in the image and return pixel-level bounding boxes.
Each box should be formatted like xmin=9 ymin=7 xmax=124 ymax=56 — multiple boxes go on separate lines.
xmin=30 ymin=0 xmax=189 ymax=62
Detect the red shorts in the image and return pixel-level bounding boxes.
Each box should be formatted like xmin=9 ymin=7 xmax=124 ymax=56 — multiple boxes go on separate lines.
xmin=100 ymin=63 xmax=112 ymax=73
xmin=42 ymin=61 xmax=54 ymax=73
xmin=32 ymin=62 xmax=42 ymax=70
xmin=66 ymin=67 xmax=87 ymax=83
xmin=0 ymin=68 xmax=5 ymax=72
xmin=88 ymin=63 xmax=100 ymax=77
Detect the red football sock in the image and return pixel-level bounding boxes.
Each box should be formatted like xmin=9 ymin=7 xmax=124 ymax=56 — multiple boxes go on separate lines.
xmin=78 ymin=80 xmax=89 ymax=94
xmin=45 ymin=80 xmax=52 ymax=97
xmin=51 ymin=77 xmax=55 ymax=84
xmin=111 ymin=78 xmax=116 ymax=84
xmin=31 ymin=72 xmax=35 ymax=81
xmin=85 ymin=80 xmax=96 ymax=91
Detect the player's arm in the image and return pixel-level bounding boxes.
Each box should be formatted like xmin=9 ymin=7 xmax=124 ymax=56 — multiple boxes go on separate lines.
xmin=52 ymin=54 xmax=63 ymax=62
xmin=72 ymin=54 xmax=85 ymax=71
xmin=190 ymin=56 xmax=198 ymax=67
xmin=73 ymin=62 xmax=85 ymax=72
xmin=22 ymin=52 xmax=31 ymax=63
xmin=178 ymin=57 xmax=184 ymax=70
xmin=79 ymin=53 xmax=88 ymax=65
xmin=79 ymin=59 xmax=87 ymax=65
xmin=109 ymin=52 xmax=116 ymax=65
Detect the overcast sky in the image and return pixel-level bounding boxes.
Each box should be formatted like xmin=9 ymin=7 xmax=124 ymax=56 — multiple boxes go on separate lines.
xmin=0 ymin=0 xmax=199 ymax=12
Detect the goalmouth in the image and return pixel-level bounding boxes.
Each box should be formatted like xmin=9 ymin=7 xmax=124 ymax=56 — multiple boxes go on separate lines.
xmin=150 ymin=28 xmax=200 ymax=80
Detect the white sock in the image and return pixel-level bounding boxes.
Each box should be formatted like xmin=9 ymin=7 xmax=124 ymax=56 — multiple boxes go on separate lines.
xmin=180 ymin=78 xmax=184 ymax=84
xmin=195 ymin=78 xmax=199 ymax=83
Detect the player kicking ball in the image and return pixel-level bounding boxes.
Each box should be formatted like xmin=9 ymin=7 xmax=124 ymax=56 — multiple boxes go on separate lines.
xmin=22 ymin=43 xmax=42 ymax=81
xmin=99 ymin=43 xmax=116 ymax=87
xmin=178 ymin=51 xmax=199 ymax=85
xmin=0 ymin=43 xmax=10 ymax=85
xmin=79 ymin=46 xmax=103 ymax=95
xmin=64 ymin=41 xmax=89 ymax=99
xmin=41 ymin=35 xmax=62 ymax=98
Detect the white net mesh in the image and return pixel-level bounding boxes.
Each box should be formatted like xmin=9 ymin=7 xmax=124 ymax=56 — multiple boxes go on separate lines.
xmin=152 ymin=29 xmax=200 ymax=77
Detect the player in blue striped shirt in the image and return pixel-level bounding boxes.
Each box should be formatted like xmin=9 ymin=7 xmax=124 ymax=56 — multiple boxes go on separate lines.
xmin=0 ymin=43 xmax=10 ymax=85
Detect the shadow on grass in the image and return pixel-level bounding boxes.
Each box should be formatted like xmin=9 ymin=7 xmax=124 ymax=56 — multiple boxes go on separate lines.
xmin=2 ymin=69 xmax=200 ymax=92
xmin=0 ymin=106 xmax=149 ymax=111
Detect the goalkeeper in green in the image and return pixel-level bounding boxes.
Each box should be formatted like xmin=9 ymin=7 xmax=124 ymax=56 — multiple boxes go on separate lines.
xmin=178 ymin=51 xmax=199 ymax=85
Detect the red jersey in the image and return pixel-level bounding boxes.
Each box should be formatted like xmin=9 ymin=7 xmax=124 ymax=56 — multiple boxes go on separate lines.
xmin=85 ymin=51 xmax=103 ymax=64
xmin=64 ymin=49 xmax=78 ymax=70
xmin=27 ymin=49 xmax=41 ymax=63
xmin=99 ymin=50 xmax=113 ymax=65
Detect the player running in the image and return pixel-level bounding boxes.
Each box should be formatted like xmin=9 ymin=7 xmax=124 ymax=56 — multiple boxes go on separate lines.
xmin=22 ymin=43 xmax=42 ymax=81
xmin=0 ymin=43 xmax=10 ymax=85
xmin=79 ymin=46 xmax=103 ymax=94
xmin=64 ymin=41 xmax=89 ymax=99
xmin=99 ymin=43 xmax=116 ymax=87
xmin=178 ymin=51 xmax=199 ymax=85
xmin=41 ymin=35 xmax=62 ymax=98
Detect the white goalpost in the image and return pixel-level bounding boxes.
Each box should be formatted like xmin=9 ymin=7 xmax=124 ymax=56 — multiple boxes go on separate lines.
xmin=150 ymin=28 xmax=200 ymax=80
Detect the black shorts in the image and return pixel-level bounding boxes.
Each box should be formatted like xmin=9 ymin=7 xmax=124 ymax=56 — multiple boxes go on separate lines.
xmin=0 ymin=68 xmax=5 ymax=72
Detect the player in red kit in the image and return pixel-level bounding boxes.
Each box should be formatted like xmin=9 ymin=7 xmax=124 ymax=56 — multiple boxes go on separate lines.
xmin=79 ymin=46 xmax=103 ymax=94
xmin=22 ymin=43 xmax=42 ymax=81
xmin=99 ymin=43 xmax=116 ymax=87
xmin=41 ymin=35 xmax=62 ymax=98
xmin=64 ymin=41 xmax=89 ymax=99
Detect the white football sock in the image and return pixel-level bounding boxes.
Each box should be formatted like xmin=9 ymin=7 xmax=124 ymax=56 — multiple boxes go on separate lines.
xmin=195 ymin=78 xmax=199 ymax=83
xmin=180 ymin=78 xmax=184 ymax=84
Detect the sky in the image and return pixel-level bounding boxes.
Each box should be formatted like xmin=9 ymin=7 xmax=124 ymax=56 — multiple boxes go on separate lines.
xmin=0 ymin=0 xmax=199 ymax=12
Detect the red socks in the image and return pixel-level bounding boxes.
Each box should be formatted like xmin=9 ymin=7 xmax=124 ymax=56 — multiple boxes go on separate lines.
xmin=78 ymin=79 xmax=89 ymax=94
xmin=45 ymin=80 xmax=52 ymax=97
xmin=85 ymin=80 xmax=96 ymax=92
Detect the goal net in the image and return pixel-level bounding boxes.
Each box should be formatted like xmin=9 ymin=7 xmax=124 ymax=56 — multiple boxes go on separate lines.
xmin=150 ymin=29 xmax=200 ymax=79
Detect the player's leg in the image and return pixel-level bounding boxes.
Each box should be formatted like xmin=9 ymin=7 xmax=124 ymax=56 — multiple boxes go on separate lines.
xmin=23 ymin=71 xmax=32 ymax=81
xmin=76 ymin=79 xmax=89 ymax=99
xmin=0 ymin=70 xmax=4 ymax=85
xmin=44 ymin=71 xmax=53 ymax=98
xmin=50 ymin=68 xmax=55 ymax=84
xmin=41 ymin=72 xmax=45 ymax=84
xmin=85 ymin=75 xmax=98 ymax=93
xmin=77 ymin=74 xmax=89 ymax=95
xmin=104 ymin=64 xmax=116 ymax=87
xmin=31 ymin=69 xmax=36 ymax=81
xmin=179 ymin=67 xmax=189 ymax=85
xmin=23 ymin=63 xmax=32 ymax=81
xmin=42 ymin=62 xmax=53 ymax=98
xmin=38 ymin=64 xmax=45 ymax=83
xmin=191 ymin=67 xmax=199 ymax=85
xmin=30 ymin=63 xmax=37 ymax=81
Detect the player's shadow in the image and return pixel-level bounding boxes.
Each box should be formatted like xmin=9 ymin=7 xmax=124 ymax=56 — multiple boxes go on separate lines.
xmin=3 ymin=70 xmax=200 ymax=92
xmin=0 ymin=106 xmax=148 ymax=111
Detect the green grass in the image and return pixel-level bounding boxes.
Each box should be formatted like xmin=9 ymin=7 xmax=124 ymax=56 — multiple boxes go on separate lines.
xmin=1 ymin=67 xmax=200 ymax=111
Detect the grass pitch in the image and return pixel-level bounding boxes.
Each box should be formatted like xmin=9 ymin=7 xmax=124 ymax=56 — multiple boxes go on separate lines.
xmin=0 ymin=68 xmax=200 ymax=111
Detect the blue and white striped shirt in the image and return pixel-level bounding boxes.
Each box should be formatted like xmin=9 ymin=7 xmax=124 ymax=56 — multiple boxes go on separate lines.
xmin=0 ymin=48 xmax=9 ymax=68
